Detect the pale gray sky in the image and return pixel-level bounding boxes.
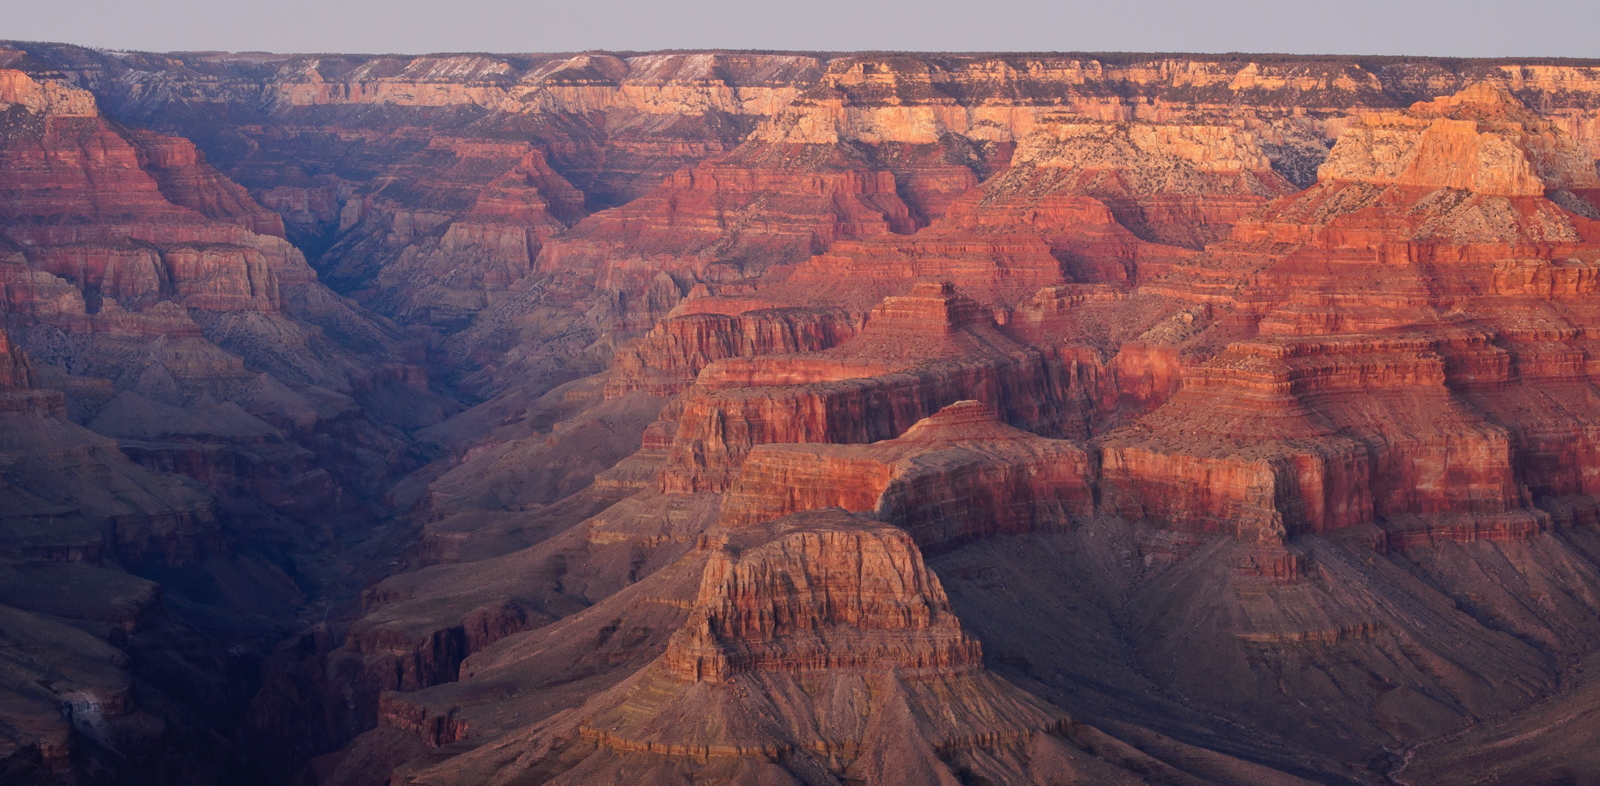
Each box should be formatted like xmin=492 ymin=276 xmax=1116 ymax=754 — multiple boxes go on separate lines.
xmin=6 ymin=0 xmax=1597 ymax=57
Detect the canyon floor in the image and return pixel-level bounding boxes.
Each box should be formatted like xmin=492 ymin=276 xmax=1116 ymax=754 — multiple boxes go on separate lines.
xmin=4 ymin=44 xmax=1600 ymax=785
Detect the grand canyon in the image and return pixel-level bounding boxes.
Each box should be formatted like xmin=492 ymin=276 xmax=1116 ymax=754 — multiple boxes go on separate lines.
xmin=4 ymin=42 xmax=1600 ymax=785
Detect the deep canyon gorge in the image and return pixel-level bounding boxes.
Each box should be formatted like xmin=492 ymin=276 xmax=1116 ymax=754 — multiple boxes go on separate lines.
xmin=4 ymin=43 xmax=1600 ymax=785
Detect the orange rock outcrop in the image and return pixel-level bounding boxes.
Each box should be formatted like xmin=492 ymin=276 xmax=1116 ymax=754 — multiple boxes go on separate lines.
xmin=663 ymin=511 xmax=983 ymax=681
xmin=722 ymin=401 xmax=1093 ymax=551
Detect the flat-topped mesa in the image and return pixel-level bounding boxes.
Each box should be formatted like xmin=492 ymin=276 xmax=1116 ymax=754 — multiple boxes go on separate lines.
xmin=865 ymin=281 xmax=990 ymax=333
xmin=663 ymin=511 xmax=983 ymax=683
xmin=604 ymin=306 xmax=862 ymax=398
xmin=779 ymin=218 xmax=1080 ymax=308
xmin=688 ymin=283 xmax=1022 ymax=391
xmin=895 ymin=397 xmax=1010 ymax=436
xmin=721 ymin=401 xmax=1093 ymax=551
xmin=657 ymin=285 xmax=1097 ymax=493
xmin=1316 ymin=83 xmax=1600 ymax=197
xmin=1176 ymin=330 xmax=1508 ymax=400
xmin=1099 ymin=332 xmax=1535 ymax=545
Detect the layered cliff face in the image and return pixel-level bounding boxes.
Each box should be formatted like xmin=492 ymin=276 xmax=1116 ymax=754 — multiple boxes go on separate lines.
xmin=0 ymin=71 xmax=258 ymax=548
xmin=1005 ymin=118 xmax=1300 ymax=248
xmin=1115 ymin=85 xmax=1600 ymax=549
xmin=1234 ymin=83 xmax=1600 ymax=264
xmin=526 ymin=142 xmax=929 ymax=335
xmin=1317 ymin=83 xmax=1599 ymax=196
xmin=663 ymin=511 xmax=984 ymax=681
xmin=356 ymin=78 xmax=1600 ymax=786
xmin=658 ymin=283 xmax=1101 ymax=493
xmin=11 ymin=44 xmax=1600 ymax=786
xmin=0 ymin=67 xmax=442 ymax=511
xmin=760 ymin=117 xmax=1288 ymax=310
xmin=596 ymin=115 xmax=1289 ymax=408
xmin=721 ymin=401 xmax=1093 ymax=552
xmin=751 ymin=55 xmax=1380 ymax=148
xmin=0 ymin=69 xmax=296 ymax=310
xmin=0 ymin=49 xmax=835 ymax=398
xmin=604 ymin=305 xmax=862 ymax=397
